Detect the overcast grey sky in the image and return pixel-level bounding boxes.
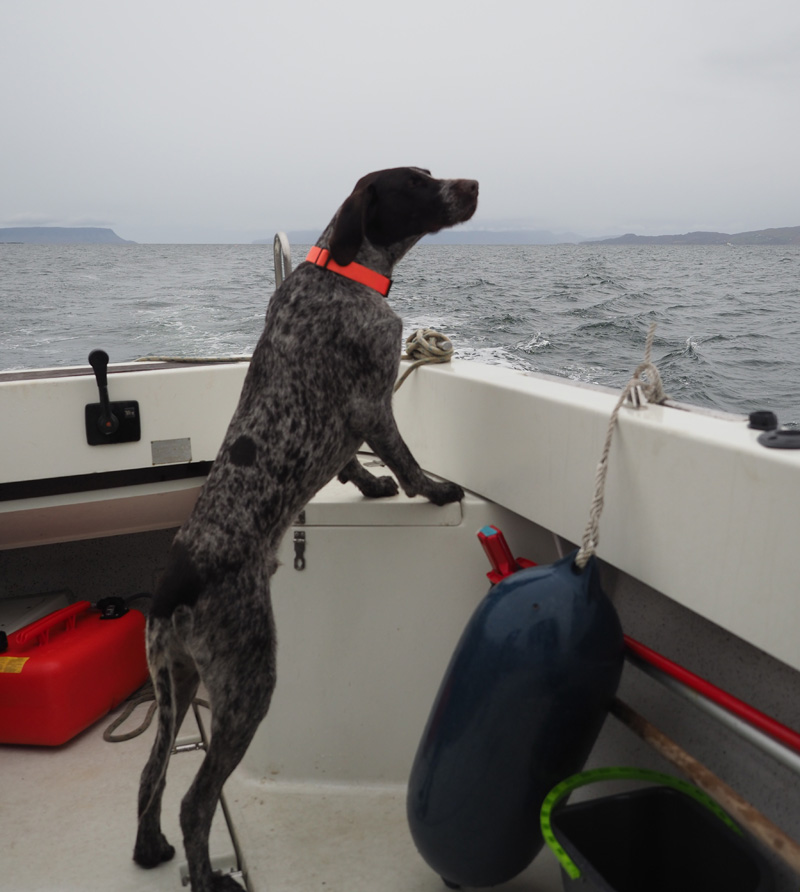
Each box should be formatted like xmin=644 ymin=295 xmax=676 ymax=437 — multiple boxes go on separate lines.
xmin=2 ymin=0 xmax=799 ymax=243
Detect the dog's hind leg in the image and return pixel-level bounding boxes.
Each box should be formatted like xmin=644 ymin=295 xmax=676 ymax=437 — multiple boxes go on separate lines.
xmin=180 ymin=684 xmax=274 ymax=891
xmin=179 ymin=730 xmax=259 ymax=891
xmin=180 ymin=594 xmax=276 ymax=892
xmin=134 ymin=624 xmax=200 ymax=869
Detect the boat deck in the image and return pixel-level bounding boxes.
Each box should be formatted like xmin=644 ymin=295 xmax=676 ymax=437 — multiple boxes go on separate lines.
xmin=4 ymin=696 xmax=563 ymax=892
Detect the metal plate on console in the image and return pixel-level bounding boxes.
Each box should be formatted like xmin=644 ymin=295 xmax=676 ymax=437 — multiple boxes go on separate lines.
xmin=152 ymin=437 xmax=192 ymax=465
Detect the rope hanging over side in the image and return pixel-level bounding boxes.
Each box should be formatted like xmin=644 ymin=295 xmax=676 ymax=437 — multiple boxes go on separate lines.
xmin=394 ymin=328 xmax=454 ymax=392
xmin=574 ymin=323 xmax=666 ymax=570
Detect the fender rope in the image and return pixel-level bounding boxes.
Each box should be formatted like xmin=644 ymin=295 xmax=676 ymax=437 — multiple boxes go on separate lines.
xmin=575 ymin=323 xmax=666 ymax=569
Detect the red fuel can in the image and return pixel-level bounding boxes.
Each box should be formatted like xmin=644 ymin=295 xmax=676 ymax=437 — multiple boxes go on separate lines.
xmin=0 ymin=600 xmax=148 ymax=746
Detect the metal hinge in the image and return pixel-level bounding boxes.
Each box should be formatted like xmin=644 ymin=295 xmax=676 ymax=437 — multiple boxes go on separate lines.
xmin=293 ymin=531 xmax=306 ymax=570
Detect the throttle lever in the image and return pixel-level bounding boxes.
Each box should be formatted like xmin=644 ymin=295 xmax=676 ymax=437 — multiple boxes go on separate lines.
xmin=84 ymin=350 xmax=141 ymax=446
xmin=88 ymin=349 xmax=119 ymax=436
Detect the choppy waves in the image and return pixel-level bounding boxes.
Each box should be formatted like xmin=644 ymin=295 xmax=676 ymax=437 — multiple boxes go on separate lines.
xmin=397 ymin=244 xmax=800 ymax=425
xmin=2 ymin=242 xmax=798 ymax=425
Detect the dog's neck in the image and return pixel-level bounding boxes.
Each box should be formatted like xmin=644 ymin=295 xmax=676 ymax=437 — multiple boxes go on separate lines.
xmin=315 ymin=221 xmax=421 ymax=281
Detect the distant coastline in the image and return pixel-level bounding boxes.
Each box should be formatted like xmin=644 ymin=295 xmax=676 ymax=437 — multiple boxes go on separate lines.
xmin=256 ymin=229 xmax=587 ymax=246
xmin=583 ymin=225 xmax=800 ymax=247
xmin=257 ymin=225 xmax=800 ymax=247
xmin=0 ymin=227 xmax=135 ymax=245
xmin=3 ymin=224 xmax=797 ymax=247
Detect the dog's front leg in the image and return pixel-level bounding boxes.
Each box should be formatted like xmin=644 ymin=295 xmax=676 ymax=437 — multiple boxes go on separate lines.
xmin=365 ymin=415 xmax=464 ymax=506
xmin=338 ymin=455 xmax=400 ymax=498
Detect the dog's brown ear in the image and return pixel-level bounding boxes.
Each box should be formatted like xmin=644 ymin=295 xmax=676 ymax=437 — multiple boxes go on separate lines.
xmin=329 ymin=184 xmax=374 ymax=265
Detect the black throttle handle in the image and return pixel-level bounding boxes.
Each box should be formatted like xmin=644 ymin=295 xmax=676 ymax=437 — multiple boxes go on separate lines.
xmin=85 ymin=350 xmax=141 ymax=446
xmin=88 ymin=349 xmax=119 ymax=436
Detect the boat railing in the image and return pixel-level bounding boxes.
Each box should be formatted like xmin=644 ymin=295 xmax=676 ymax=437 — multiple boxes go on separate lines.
xmin=273 ymin=232 xmax=292 ymax=288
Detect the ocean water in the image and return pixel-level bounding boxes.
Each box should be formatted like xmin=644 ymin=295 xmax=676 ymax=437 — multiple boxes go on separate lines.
xmin=1 ymin=242 xmax=799 ymax=426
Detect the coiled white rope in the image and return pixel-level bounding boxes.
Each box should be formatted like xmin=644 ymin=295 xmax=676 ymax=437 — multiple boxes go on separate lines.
xmin=394 ymin=328 xmax=454 ymax=391
xmin=574 ymin=323 xmax=666 ymax=569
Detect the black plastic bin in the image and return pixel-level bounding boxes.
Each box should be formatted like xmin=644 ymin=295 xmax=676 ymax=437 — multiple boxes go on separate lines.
xmin=542 ymin=769 xmax=773 ymax=892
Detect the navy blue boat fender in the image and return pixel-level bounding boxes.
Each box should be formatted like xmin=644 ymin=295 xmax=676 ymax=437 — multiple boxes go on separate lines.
xmin=406 ymin=529 xmax=625 ymax=888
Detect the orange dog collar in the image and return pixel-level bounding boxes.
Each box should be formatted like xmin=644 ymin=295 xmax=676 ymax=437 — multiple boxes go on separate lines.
xmin=305 ymin=246 xmax=392 ymax=297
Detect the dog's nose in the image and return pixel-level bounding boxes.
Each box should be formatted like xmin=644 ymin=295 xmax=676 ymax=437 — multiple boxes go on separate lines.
xmin=456 ymin=179 xmax=479 ymax=209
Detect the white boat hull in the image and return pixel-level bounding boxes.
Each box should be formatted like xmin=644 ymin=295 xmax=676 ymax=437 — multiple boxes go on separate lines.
xmin=1 ymin=358 xmax=798 ymax=891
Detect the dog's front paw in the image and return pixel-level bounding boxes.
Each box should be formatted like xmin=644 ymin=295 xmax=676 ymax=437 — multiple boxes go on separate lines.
xmin=424 ymin=480 xmax=465 ymax=506
xmin=338 ymin=460 xmax=400 ymax=499
xmin=359 ymin=474 xmax=400 ymax=498
xmin=340 ymin=464 xmax=400 ymax=498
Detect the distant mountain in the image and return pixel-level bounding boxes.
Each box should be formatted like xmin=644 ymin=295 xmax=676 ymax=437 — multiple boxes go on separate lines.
xmin=254 ymin=229 xmax=586 ymax=246
xmin=422 ymin=229 xmax=586 ymax=245
xmin=584 ymin=226 xmax=800 ymax=246
xmin=0 ymin=227 xmax=135 ymax=245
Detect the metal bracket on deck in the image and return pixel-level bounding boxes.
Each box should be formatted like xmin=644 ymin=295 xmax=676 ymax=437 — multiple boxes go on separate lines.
xmin=293 ymin=531 xmax=306 ymax=570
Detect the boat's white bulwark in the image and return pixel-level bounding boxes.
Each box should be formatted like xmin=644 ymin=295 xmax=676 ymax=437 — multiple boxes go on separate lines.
xmin=391 ymin=360 xmax=800 ymax=674
xmin=0 ymin=363 xmax=248 ymax=481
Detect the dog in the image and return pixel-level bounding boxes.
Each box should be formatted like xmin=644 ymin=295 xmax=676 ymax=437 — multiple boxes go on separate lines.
xmin=132 ymin=167 xmax=478 ymax=891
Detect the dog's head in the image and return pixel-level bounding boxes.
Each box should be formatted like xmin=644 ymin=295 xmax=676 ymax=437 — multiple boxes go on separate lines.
xmin=329 ymin=167 xmax=479 ymax=266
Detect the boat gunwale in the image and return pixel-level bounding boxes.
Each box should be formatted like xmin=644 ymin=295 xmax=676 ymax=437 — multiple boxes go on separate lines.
xmin=0 ymin=357 xmax=748 ymax=425
xmin=0 ymin=357 xmax=250 ymax=383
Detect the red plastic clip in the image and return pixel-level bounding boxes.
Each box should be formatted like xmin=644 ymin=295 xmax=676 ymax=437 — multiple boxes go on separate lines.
xmin=477 ymin=525 xmax=536 ymax=584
